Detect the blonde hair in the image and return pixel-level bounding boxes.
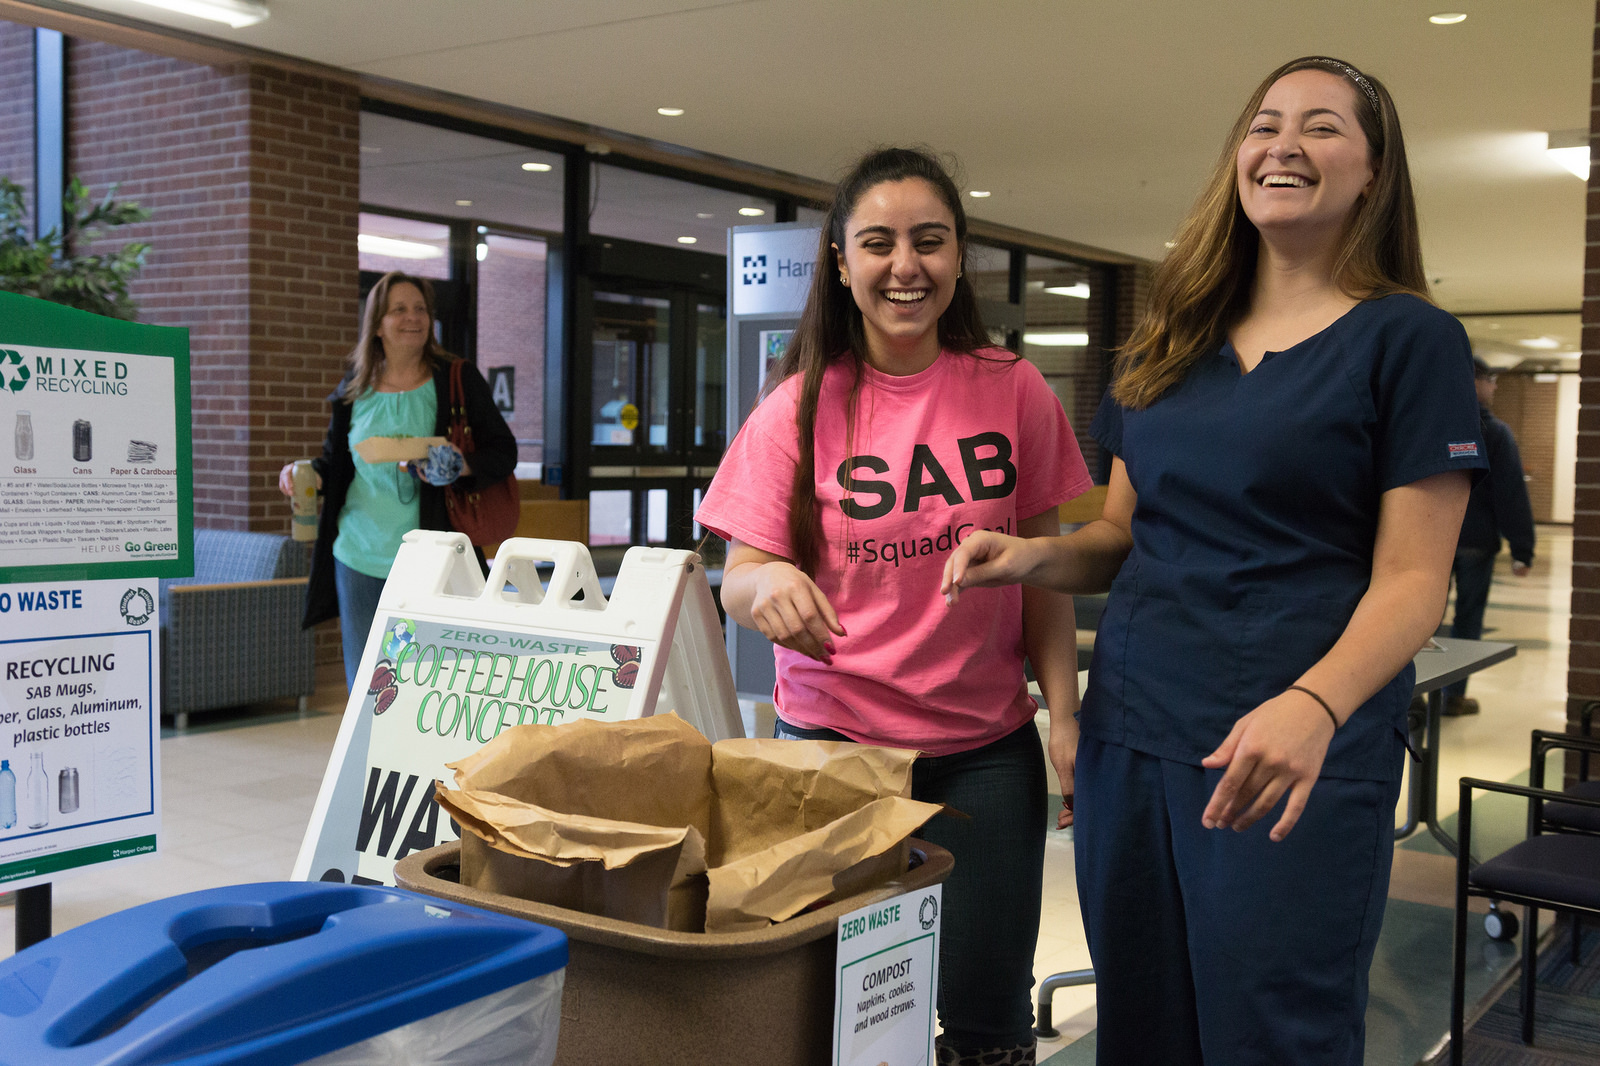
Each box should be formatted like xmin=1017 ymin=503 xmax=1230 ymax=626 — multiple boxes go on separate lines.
xmin=1114 ymin=56 xmax=1428 ymax=409
xmin=341 ymin=271 xmax=453 ymax=402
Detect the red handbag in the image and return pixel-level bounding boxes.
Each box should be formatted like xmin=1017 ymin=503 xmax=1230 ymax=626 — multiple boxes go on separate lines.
xmin=443 ymin=359 xmax=520 ymax=546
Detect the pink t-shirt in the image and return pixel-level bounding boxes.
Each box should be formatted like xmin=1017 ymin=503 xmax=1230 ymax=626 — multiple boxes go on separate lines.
xmin=697 ymin=349 xmax=1091 ymax=755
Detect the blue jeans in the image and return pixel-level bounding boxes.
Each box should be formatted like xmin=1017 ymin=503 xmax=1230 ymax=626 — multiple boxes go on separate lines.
xmin=1446 ymin=547 xmax=1497 ymax=701
xmin=774 ymin=717 xmax=1046 ymax=1049
xmin=334 ymin=559 xmax=387 ymax=692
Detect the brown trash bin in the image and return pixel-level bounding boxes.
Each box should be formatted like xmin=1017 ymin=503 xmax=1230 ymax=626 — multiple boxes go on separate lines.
xmin=394 ymin=838 xmax=953 ymax=1066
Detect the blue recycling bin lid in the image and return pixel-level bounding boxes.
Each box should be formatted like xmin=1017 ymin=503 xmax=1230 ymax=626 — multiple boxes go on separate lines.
xmin=0 ymin=881 xmax=567 ymax=1066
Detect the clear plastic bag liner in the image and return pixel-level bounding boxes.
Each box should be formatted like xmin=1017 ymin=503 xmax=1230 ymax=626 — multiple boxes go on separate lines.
xmin=301 ymin=970 xmax=564 ymax=1066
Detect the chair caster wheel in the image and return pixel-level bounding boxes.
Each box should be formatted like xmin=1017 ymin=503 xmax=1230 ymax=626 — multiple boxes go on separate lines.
xmin=1484 ymin=908 xmax=1519 ymax=942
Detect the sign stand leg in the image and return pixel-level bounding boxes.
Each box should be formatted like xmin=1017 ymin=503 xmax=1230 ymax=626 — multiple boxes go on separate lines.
xmin=15 ymin=882 xmax=51 ymax=951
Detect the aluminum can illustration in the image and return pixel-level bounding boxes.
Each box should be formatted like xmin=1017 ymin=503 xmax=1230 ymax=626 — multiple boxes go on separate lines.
xmin=58 ymin=767 xmax=79 ymax=815
xmin=72 ymin=419 xmax=92 ymax=462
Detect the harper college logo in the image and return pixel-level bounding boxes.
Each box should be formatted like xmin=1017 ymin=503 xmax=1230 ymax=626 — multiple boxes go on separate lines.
xmin=741 ymin=254 xmax=767 ymax=286
xmin=0 ymin=349 xmax=29 ymax=392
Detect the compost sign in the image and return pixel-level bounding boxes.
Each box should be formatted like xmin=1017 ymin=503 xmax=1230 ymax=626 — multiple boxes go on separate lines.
xmin=834 ymin=885 xmax=942 ymax=1066
xmin=294 ymin=615 xmax=650 ymax=887
xmin=0 ymin=578 xmax=160 ymax=890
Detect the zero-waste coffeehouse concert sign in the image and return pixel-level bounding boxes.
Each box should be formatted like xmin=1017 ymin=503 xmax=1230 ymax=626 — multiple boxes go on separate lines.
xmin=0 ymin=291 xmax=193 ymax=582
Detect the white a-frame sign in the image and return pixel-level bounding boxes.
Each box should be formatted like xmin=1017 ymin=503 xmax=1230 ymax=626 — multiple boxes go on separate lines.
xmin=293 ymin=531 xmax=743 ymax=887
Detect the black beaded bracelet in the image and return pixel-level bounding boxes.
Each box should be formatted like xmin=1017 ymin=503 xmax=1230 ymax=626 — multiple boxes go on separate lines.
xmin=1287 ymin=684 xmax=1340 ymax=730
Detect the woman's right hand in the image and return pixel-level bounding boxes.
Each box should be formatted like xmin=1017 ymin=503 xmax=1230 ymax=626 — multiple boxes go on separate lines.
xmin=278 ymin=463 xmax=321 ymax=497
xmin=941 ymin=531 xmax=1043 ymax=605
xmin=748 ymin=560 xmax=847 ymax=664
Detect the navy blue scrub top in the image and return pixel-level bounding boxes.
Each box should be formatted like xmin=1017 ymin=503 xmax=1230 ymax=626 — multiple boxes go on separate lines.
xmin=1085 ymin=294 xmax=1488 ymax=782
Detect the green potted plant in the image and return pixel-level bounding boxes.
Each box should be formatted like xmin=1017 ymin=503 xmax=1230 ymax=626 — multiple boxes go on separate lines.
xmin=0 ymin=177 xmax=151 ymax=320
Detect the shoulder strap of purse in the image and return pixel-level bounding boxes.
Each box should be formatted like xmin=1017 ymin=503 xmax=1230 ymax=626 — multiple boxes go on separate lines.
xmin=448 ymin=358 xmax=474 ymax=454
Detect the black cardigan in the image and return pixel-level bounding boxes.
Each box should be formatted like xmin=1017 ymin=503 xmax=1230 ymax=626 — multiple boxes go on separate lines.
xmin=302 ymin=356 xmax=518 ymax=629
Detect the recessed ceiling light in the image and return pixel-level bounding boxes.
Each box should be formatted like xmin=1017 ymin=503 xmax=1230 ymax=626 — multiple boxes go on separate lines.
xmin=1519 ymin=336 xmax=1561 ymax=349
xmin=696 ymin=212 xmax=716 ymax=219
xmin=738 ymin=207 xmax=766 ymax=217
xmin=677 ymin=236 xmax=698 ymax=244
xmin=1044 ymin=283 xmax=1092 ymax=299
xmin=125 ymin=0 xmax=268 ymax=28
xmin=455 ymin=199 xmax=473 ymax=206
xmin=1023 ymin=331 xmax=1089 ymax=347
xmin=1428 ymin=12 xmax=1467 ymax=25
xmin=521 ymin=162 xmax=552 ymax=172
xmin=658 ymin=107 xmax=685 ymax=117
xmin=968 ymin=190 xmax=992 ymax=198
xmin=476 ymin=242 xmax=488 ymax=262
xmin=358 ymin=234 xmax=443 ymax=260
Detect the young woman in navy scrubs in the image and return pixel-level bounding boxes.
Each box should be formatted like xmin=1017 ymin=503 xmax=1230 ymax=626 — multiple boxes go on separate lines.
xmin=943 ymin=57 xmax=1486 ymax=1065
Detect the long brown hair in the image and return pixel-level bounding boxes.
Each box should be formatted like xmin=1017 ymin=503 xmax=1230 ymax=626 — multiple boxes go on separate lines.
xmin=1115 ymin=56 xmax=1428 ymax=409
xmin=764 ymin=147 xmax=997 ymax=576
xmin=341 ymin=271 xmax=453 ymax=402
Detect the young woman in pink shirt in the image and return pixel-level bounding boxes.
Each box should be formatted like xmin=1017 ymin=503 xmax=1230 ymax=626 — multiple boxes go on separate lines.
xmin=698 ymin=147 xmax=1090 ymax=1066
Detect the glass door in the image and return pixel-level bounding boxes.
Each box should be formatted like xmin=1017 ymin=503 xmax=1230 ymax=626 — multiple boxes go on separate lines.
xmin=586 ymin=286 xmax=724 ymax=554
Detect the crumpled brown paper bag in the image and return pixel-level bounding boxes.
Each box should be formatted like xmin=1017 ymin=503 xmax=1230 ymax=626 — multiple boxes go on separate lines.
xmin=433 ymin=714 xmax=943 ymax=933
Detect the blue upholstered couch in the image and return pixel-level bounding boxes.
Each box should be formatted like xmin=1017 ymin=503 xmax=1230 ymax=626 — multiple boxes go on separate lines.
xmin=159 ymin=529 xmax=315 ymax=728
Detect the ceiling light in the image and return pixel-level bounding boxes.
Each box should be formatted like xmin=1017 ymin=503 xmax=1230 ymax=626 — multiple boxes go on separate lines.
xmin=1428 ymin=12 xmax=1467 ymax=25
xmin=521 ymin=162 xmax=552 ymax=172
xmin=358 ymin=234 xmax=443 ymax=260
xmin=476 ymin=243 xmax=488 ymax=262
xmin=125 ymin=0 xmax=269 ymax=27
xmin=677 ymin=236 xmax=698 ymax=244
xmin=1164 ymin=240 xmax=1177 ymax=249
xmin=696 ymin=212 xmax=715 ymax=219
xmin=1547 ymin=130 xmax=1590 ymax=180
xmin=658 ymin=107 xmax=685 ymax=117
xmin=968 ymin=190 xmax=992 ymax=198
xmin=455 ymin=199 xmax=473 ymax=206
xmin=1044 ymin=283 xmax=1092 ymax=299
xmin=1519 ymin=336 xmax=1561 ymax=349
xmin=1023 ymin=331 xmax=1089 ymax=347
xmin=738 ymin=207 xmax=766 ymax=217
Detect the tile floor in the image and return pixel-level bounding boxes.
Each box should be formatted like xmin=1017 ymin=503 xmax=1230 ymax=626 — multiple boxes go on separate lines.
xmin=0 ymin=526 xmax=1577 ymax=1065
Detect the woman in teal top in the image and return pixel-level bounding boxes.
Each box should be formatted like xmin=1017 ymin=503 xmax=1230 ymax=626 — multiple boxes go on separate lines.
xmin=280 ymin=272 xmax=517 ymax=689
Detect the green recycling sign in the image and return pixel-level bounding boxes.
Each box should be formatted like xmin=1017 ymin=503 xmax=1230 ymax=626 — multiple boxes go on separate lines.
xmin=0 ymin=348 xmax=29 ymax=392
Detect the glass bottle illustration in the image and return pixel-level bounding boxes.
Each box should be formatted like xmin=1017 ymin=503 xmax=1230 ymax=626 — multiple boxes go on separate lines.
xmin=14 ymin=410 xmax=32 ymax=461
xmin=0 ymin=760 xmax=15 ymax=830
xmin=26 ymin=752 xmax=48 ymax=829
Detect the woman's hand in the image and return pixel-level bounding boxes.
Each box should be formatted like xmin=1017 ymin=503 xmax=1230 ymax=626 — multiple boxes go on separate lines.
xmin=941 ymin=532 xmax=1044 ymax=605
xmin=278 ymin=463 xmax=320 ymax=496
xmin=747 ymin=560 xmax=846 ymax=664
xmin=1200 ymin=690 xmax=1336 ymax=842
xmin=406 ymin=443 xmax=465 ymax=486
xmin=1050 ymin=717 xmax=1078 ymax=829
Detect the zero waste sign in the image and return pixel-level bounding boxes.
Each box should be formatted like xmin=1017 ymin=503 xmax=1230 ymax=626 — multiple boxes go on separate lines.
xmin=294 ymin=615 xmax=649 ymax=886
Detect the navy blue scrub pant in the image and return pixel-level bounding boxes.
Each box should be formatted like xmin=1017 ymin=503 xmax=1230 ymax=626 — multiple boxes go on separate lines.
xmin=1445 ymin=546 xmax=1497 ymax=701
xmin=775 ymin=717 xmax=1046 ymax=1049
xmin=1074 ymin=734 xmax=1401 ymax=1066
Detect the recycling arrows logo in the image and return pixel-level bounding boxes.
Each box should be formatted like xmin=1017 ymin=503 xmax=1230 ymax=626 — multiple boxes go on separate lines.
xmin=0 ymin=349 xmax=29 ymax=392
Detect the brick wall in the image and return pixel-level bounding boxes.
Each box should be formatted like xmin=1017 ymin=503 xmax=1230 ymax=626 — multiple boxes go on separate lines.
xmin=1569 ymin=1 xmax=1600 ymax=739
xmin=67 ymin=42 xmax=257 ymax=526
xmin=244 ymin=65 xmax=362 ymax=529
xmin=1494 ymin=374 xmax=1560 ymax=521
xmin=0 ymin=22 xmax=34 ymax=233
xmin=474 ymin=237 xmax=547 ymax=462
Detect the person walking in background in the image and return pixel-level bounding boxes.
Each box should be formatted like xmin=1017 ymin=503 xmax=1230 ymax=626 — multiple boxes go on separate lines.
xmin=281 ymin=271 xmax=516 ymax=691
xmin=1441 ymin=356 xmax=1536 ymax=715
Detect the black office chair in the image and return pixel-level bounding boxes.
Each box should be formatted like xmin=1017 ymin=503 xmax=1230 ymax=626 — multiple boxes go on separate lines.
xmin=1449 ymin=731 xmax=1600 ymax=1064
xmin=1539 ymin=702 xmax=1599 ymax=835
